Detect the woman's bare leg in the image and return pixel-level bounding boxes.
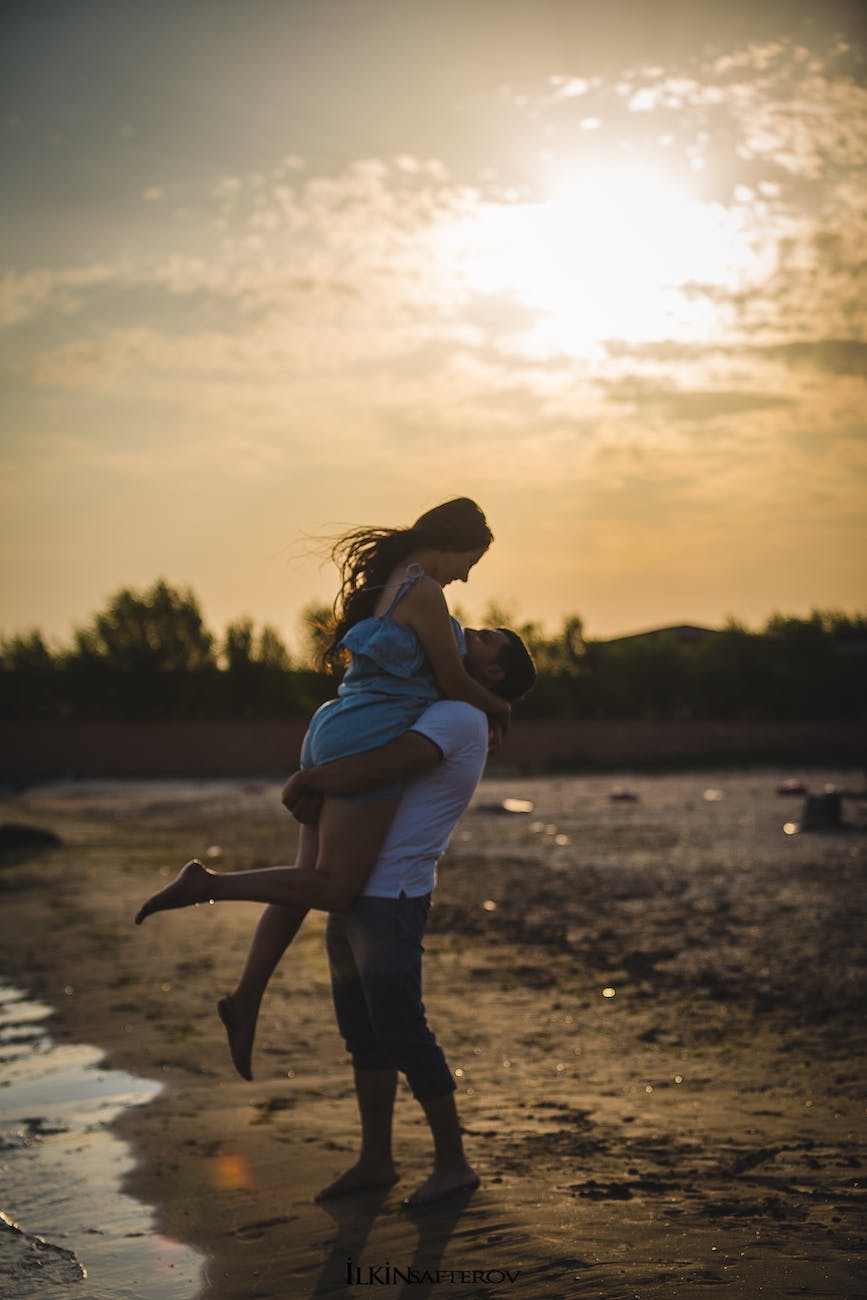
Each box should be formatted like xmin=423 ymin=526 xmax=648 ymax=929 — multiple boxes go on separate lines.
xmin=134 ymin=857 xmax=337 ymax=919
xmin=218 ymin=826 xmax=318 ymax=1080
xmin=135 ymin=800 xmax=399 ymax=1076
xmin=135 ymin=799 xmax=398 ymax=919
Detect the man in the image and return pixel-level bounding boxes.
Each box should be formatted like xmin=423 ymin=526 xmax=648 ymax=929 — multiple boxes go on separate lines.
xmin=282 ymin=627 xmax=535 ymax=1206
xmin=135 ymin=627 xmax=535 ymax=1205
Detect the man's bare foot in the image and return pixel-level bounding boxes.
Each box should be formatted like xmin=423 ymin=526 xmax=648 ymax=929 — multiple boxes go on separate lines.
xmin=134 ymin=859 xmax=214 ymax=925
xmin=403 ymin=1163 xmax=479 ymax=1208
xmin=217 ymin=992 xmax=258 ymax=1081
xmin=315 ymin=1160 xmax=400 ymax=1201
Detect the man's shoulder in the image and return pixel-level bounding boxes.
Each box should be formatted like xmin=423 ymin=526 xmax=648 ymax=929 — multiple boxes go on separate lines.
xmin=410 ymin=700 xmax=488 ymax=755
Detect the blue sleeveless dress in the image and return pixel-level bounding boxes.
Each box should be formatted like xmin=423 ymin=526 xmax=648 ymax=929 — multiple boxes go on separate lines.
xmin=299 ymin=565 xmax=466 ymax=799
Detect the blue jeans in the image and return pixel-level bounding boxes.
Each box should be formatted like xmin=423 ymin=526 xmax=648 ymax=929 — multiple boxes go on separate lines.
xmin=326 ymin=894 xmax=455 ymax=1103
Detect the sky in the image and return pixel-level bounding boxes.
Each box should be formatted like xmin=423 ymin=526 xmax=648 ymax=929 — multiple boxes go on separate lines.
xmin=2 ymin=0 xmax=865 ymax=651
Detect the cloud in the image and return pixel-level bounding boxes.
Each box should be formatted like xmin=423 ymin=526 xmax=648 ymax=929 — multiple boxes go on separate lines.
xmin=3 ymin=156 xmax=483 ymax=343
xmin=3 ymin=50 xmax=864 ymax=560
xmin=759 ymin=339 xmax=867 ymax=379
xmin=517 ymin=45 xmax=864 ymax=370
xmin=601 ymin=375 xmax=793 ymax=422
xmin=5 ymin=44 xmax=864 ymax=378
xmin=0 ymin=264 xmax=130 ymax=328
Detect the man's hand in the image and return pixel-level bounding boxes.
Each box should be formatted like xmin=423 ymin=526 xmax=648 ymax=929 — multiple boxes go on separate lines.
xmin=292 ymin=792 xmax=324 ymax=824
xmin=282 ymin=771 xmax=324 ymax=825
xmin=280 ymin=731 xmax=442 ymax=812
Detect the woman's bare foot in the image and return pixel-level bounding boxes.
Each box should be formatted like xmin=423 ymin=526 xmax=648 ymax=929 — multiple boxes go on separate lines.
xmin=315 ymin=1160 xmax=400 ymax=1201
xmin=134 ymin=859 xmax=214 ymax=925
xmin=403 ymin=1163 xmax=479 ymax=1208
xmin=217 ymin=992 xmax=259 ymax=1081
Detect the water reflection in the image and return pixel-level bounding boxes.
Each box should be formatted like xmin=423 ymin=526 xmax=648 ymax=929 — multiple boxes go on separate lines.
xmin=0 ymin=983 xmax=203 ymax=1300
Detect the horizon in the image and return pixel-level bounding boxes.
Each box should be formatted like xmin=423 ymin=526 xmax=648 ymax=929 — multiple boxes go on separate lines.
xmin=3 ymin=573 xmax=863 ymax=661
xmin=2 ymin=0 xmax=866 ymax=648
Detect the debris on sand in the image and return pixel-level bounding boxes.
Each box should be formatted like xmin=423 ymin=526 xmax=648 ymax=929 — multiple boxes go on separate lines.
xmin=0 ymin=823 xmax=62 ymax=854
xmin=475 ymin=798 xmax=535 ymax=815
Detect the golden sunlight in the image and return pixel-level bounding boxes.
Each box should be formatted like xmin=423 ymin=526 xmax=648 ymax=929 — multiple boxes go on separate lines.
xmin=441 ymin=164 xmax=773 ymax=353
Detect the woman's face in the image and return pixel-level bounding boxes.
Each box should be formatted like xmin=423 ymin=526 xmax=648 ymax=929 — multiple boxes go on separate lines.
xmin=438 ymin=546 xmax=488 ymax=586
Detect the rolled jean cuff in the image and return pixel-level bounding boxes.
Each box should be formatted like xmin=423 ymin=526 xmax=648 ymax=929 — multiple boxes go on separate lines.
xmin=404 ymin=1060 xmax=457 ymax=1102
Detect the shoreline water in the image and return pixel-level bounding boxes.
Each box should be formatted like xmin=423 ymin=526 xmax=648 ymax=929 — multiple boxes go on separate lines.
xmin=0 ymin=983 xmax=203 ymax=1300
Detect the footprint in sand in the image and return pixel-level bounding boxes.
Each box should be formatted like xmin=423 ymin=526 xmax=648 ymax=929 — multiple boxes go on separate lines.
xmin=230 ymin=1215 xmax=298 ymax=1242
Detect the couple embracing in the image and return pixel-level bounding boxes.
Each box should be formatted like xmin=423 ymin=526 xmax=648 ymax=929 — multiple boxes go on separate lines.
xmin=136 ymin=498 xmax=535 ymax=1206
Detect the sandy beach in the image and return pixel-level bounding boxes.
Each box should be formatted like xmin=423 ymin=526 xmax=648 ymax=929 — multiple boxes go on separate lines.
xmin=1 ymin=770 xmax=865 ymax=1299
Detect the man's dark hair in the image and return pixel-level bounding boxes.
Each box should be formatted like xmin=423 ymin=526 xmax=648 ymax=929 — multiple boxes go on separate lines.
xmin=491 ymin=629 xmax=536 ymax=701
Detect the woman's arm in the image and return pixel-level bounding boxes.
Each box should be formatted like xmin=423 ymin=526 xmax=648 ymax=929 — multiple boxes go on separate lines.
xmin=401 ymin=579 xmax=511 ymax=721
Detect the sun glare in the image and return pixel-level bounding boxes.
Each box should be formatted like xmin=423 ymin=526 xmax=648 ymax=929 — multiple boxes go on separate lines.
xmin=441 ymin=165 xmax=770 ymax=353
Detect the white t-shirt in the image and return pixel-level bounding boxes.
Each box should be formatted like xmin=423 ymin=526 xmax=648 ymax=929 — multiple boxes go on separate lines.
xmin=362 ymin=700 xmax=488 ymax=899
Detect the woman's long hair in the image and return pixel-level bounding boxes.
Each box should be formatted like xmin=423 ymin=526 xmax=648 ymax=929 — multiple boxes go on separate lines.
xmin=319 ymin=498 xmax=492 ymax=673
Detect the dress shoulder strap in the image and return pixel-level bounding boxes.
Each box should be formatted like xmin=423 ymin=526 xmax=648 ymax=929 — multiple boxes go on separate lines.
xmin=380 ymin=563 xmax=425 ymax=617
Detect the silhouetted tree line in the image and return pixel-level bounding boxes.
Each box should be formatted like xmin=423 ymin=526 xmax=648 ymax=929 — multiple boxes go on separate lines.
xmin=1 ymin=580 xmax=864 ymax=722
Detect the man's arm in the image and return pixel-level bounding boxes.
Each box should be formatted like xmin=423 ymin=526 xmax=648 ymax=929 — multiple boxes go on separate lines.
xmin=282 ymin=730 xmax=443 ymax=820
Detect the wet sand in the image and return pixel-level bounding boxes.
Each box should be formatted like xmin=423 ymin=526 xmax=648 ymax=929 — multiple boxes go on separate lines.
xmin=1 ymin=772 xmax=865 ymax=1299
